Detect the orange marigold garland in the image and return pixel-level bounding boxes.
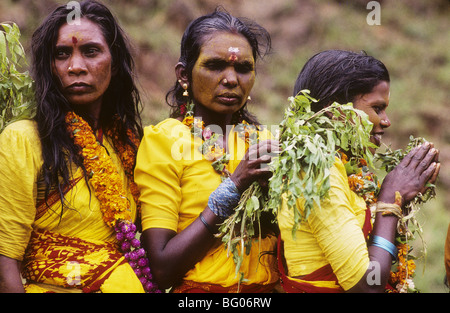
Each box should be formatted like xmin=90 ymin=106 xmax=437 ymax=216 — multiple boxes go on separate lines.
xmin=65 ymin=111 xmax=159 ymax=293
xmin=384 ymin=192 xmax=418 ymax=293
xmin=105 ymin=116 xmax=141 ymax=215
xmin=388 ymin=243 xmax=416 ymax=292
xmin=338 ymin=151 xmax=380 ymax=208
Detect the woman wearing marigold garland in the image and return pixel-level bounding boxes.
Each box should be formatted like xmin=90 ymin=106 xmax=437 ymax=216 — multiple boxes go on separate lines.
xmin=134 ymin=8 xmax=280 ymax=292
xmin=0 ymin=1 xmax=157 ymax=293
xmin=277 ymin=50 xmax=440 ymax=292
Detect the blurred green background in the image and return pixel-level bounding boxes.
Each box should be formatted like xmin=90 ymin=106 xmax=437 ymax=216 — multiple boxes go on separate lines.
xmin=1 ymin=0 xmax=448 ymax=292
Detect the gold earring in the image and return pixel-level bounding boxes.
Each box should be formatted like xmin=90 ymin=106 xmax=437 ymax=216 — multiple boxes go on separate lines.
xmin=247 ymin=96 xmax=252 ymax=101
xmin=182 ymin=83 xmax=189 ymax=97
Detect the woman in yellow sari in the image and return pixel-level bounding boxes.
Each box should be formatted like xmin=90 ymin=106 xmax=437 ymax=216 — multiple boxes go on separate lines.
xmin=135 ymin=8 xmax=279 ymax=292
xmin=0 ymin=1 xmax=155 ymax=293
xmin=277 ymin=50 xmax=440 ymax=292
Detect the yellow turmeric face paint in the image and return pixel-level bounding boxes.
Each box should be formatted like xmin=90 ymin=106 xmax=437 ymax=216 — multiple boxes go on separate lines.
xmin=191 ymin=31 xmax=255 ymax=117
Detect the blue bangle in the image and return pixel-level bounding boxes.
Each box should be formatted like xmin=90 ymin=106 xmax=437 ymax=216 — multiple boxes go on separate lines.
xmin=208 ymin=177 xmax=241 ymax=218
xmin=370 ymin=235 xmax=398 ymax=260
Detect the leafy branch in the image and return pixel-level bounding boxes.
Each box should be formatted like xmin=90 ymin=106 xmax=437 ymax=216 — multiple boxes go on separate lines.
xmin=218 ymin=91 xmax=376 ymax=283
xmin=267 ymin=91 xmax=376 ymax=235
xmin=0 ymin=22 xmax=35 ymax=133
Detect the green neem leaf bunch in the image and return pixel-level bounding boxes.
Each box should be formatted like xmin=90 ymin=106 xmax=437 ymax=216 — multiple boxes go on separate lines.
xmin=268 ymin=91 xmax=376 ymax=235
xmin=218 ymin=90 xmax=377 ymax=282
xmin=0 ymin=22 xmax=35 ymax=133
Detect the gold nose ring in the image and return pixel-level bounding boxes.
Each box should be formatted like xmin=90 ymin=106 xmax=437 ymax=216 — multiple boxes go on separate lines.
xmin=223 ymin=78 xmax=228 ymax=84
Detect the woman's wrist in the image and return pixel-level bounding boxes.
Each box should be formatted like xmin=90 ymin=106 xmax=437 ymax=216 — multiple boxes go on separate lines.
xmin=207 ymin=177 xmax=241 ymax=218
xmin=371 ymin=191 xmax=404 ymax=246
xmin=369 ymin=235 xmax=398 ymax=260
xmin=377 ymin=189 xmax=404 ymax=207
xmin=199 ymin=211 xmax=217 ymax=235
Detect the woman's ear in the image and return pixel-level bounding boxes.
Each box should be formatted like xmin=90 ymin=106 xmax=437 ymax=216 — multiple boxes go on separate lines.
xmin=175 ymin=62 xmax=188 ymax=86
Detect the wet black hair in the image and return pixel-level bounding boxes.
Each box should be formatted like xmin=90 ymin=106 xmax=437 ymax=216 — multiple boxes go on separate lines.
xmin=293 ymin=50 xmax=390 ymax=112
xmin=31 ymin=0 xmax=142 ymax=206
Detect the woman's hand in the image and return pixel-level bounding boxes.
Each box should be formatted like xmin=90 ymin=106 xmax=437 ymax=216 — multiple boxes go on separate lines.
xmin=0 ymin=255 xmax=24 ymax=293
xmin=230 ymin=139 xmax=280 ymax=193
xmin=378 ymin=141 xmax=440 ymax=205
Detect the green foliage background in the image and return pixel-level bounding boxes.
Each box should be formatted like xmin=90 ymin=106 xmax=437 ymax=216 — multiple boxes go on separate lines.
xmin=0 ymin=0 xmax=448 ymax=292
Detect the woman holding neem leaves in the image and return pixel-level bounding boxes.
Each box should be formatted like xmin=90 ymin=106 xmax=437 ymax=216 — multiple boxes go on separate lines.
xmin=135 ymin=8 xmax=280 ymax=292
xmin=277 ymin=50 xmax=440 ymax=293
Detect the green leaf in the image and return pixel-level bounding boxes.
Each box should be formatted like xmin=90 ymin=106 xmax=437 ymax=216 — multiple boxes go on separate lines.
xmin=0 ymin=31 xmax=6 ymax=61
xmin=0 ymin=22 xmax=36 ymax=133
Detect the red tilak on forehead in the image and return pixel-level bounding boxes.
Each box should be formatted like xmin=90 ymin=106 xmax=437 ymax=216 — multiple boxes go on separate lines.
xmin=72 ymin=36 xmax=78 ymax=45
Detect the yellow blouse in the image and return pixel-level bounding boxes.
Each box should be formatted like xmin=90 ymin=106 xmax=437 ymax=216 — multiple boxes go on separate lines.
xmin=0 ymin=120 xmax=143 ymax=292
xmin=277 ymin=157 xmax=370 ymax=291
xmin=135 ymin=118 xmax=278 ymax=288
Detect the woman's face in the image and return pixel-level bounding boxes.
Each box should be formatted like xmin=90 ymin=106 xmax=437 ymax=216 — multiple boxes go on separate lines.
xmin=353 ymin=81 xmax=391 ymax=153
xmin=190 ymin=31 xmax=256 ymax=116
xmin=52 ymin=18 xmax=112 ymax=113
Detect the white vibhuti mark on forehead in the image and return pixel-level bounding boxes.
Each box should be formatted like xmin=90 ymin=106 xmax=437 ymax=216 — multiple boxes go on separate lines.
xmin=228 ymin=47 xmax=239 ymax=62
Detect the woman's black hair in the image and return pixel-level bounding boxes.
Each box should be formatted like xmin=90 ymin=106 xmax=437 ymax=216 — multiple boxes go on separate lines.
xmin=293 ymin=50 xmax=390 ymax=112
xmin=31 ymin=0 xmax=142 ymax=205
xmin=166 ymin=7 xmax=271 ymax=124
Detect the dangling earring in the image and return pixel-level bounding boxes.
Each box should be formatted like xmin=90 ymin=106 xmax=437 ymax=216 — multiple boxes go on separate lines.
xmin=182 ymin=84 xmax=189 ymax=97
xmin=179 ymin=80 xmax=189 ymax=97
xmin=247 ymin=95 xmax=252 ymax=101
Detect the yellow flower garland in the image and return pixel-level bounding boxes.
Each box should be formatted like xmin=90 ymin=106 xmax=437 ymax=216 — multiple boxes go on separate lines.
xmin=65 ymin=112 xmax=139 ymax=227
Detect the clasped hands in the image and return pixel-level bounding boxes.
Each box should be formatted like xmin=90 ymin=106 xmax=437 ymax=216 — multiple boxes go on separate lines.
xmin=378 ymin=141 xmax=440 ymax=208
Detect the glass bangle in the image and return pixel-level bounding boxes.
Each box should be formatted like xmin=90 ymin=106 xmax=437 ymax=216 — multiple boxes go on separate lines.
xmin=371 ymin=235 xmax=398 ymax=260
xmin=199 ymin=212 xmax=216 ymax=235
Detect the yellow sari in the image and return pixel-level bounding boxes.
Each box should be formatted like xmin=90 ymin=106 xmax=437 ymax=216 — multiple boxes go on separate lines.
xmin=0 ymin=120 xmax=144 ymax=293
xmin=135 ymin=118 xmax=279 ymax=291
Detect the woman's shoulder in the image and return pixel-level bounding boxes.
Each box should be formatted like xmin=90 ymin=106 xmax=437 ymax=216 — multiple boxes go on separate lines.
xmin=143 ymin=118 xmax=186 ymax=136
xmin=2 ymin=118 xmax=37 ymax=131
xmin=140 ymin=118 xmax=191 ymax=153
xmin=1 ymin=119 xmax=40 ymax=144
xmin=0 ymin=119 xmax=42 ymax=163
xmin=331 ymin=156 xmax=348 ymax=177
